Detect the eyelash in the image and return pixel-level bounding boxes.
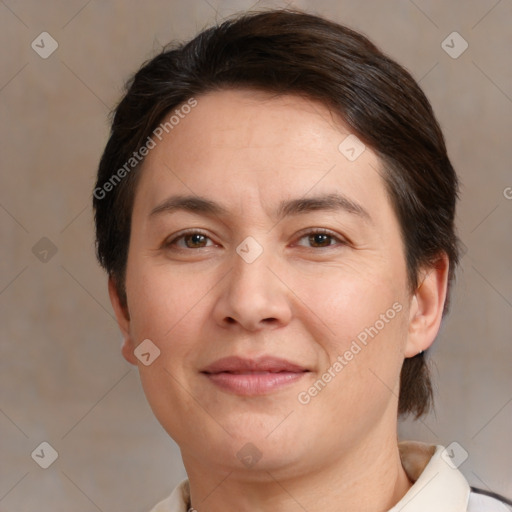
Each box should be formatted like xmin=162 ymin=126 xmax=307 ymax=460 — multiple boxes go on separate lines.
xmin=163 ymin=228 xmax=348 ymax=250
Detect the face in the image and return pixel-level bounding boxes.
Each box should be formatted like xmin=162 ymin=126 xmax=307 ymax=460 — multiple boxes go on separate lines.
xmin=111 ymin=88 xmax=437 ymax=477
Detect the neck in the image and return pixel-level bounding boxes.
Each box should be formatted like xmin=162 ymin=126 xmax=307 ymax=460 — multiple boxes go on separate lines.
xmin=183 ymin=433 xmax=414 ymax=512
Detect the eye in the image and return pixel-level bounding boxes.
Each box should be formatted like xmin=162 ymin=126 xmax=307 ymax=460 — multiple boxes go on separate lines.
xmin=164 ymin=230 xmax=215 ymax=249
xmin=163 ymin=228 xmax=347 ymax=251
xmin=295 ymin=228 xmax=347 ymax=249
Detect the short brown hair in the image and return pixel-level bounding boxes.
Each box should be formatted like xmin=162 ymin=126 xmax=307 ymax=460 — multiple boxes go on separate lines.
xmin=93 ymin=8 xmax=461 ymax=419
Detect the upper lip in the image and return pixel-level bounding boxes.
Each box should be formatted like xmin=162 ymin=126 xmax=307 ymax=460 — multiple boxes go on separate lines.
xmin=201 ymin=356 xmax=309 ymax=374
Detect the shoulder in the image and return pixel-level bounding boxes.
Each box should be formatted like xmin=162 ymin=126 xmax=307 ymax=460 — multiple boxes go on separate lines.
xmin=468 ymin=487 xmax=512 ymax=512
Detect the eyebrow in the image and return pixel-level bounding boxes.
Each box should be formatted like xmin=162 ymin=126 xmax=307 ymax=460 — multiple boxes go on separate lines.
xmin=149 ymin=192 xmax=372 ymax=224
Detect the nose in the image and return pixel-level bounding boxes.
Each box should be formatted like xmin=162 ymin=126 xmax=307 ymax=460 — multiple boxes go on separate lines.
xmin=212 ymin=242 xmax=293 ymax=332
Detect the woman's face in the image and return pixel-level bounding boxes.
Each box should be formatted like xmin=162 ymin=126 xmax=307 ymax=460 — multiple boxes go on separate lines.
xmin=114 ymin=88 xmax=426 ymax=475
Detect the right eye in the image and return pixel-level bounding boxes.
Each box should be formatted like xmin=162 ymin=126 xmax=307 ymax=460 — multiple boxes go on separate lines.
xmin=164 ymin=230 xmax=216 ymax=250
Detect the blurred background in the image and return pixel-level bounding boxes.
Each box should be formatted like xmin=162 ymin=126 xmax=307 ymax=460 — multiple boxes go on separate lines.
xmin=1 ymin=1 xmax=511 ymax=510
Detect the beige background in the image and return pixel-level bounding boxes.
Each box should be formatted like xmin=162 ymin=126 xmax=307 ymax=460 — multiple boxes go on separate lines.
xmin=1 ymin=0 xmax=511 ymax=511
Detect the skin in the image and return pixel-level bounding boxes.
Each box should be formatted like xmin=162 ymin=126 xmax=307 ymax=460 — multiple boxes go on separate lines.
xmin=109 ymin=88 xmax=449 ymax=512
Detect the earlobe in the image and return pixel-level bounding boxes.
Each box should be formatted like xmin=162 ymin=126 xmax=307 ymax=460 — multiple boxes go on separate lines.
xmin=120 ymin=337 xmax=139 ymax=366
xmin=404 ymin=254 xmax=450 ymax=358
xmin=108 ymin=277 xmax=139 ymax=366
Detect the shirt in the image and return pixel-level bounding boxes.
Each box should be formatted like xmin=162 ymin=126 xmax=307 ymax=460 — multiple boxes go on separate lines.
xmin=149 ymin=441 xmax=512 ymax=511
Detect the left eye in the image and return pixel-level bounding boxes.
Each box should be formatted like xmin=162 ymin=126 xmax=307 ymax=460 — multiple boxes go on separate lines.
xmin=295 ymin=230 xmax=346 ymax=248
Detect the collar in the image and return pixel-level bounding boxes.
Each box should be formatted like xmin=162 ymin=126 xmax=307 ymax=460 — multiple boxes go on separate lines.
xmin=151 ymin=441 xmax=470 ymax=511
xmin=389 ymin=441 xmax=470 ymax=511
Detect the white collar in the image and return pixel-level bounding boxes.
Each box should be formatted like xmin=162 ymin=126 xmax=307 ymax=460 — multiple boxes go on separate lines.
xmin=150 ymin=441 xmax=470 ymax=511
xmin=389 ymin=441 xmax=470 ymax=511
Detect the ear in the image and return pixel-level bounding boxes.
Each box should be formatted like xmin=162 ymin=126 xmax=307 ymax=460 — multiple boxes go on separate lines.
xmin=108 ymin=276 xmax=138 ymax=365
xmin=404 ymin=253 xmax=450 ymax=358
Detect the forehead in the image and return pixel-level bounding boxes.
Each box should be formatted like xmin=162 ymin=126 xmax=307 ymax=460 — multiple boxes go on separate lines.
xmin=133 ymin=88 xmax=392 ymax=229
xmin=173 ymin=88 xmax=347 ymax=155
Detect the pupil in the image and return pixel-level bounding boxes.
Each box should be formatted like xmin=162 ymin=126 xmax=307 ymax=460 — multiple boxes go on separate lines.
xmin=311 ymin=234 xmax=329 ymax=246
xmin=190 ymin=234 xmax=205 ymax=247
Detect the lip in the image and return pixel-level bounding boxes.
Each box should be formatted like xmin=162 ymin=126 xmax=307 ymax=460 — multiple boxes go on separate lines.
xmin=201 ymin=355 xmax=308 ymax=374
xmin=201 ymin=356 xmax=310 ymax=396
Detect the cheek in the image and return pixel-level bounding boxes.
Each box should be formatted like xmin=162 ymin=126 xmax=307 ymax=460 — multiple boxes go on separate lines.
xmin=299 ymin=284 xmax=406 ymax=432
xmin=125 ymin=265 xmax=207 ymax=438
xmin=126 ymin=252 xmax=407 ymax=360
xmin=294 ymin=265 xmax=403 ymax=342
xmin=125 ymin=261 xmax=203 ymax=341
xmin=296 ymin=268 xmax=407 ymax=396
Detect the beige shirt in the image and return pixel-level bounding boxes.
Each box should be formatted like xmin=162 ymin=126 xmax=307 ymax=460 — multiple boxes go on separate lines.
xmin=149 ymin=441 xmax=511 ymax=512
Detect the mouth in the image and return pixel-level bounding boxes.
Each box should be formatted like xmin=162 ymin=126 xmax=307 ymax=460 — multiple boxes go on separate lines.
xmin=201 ymin=355 xmax=309 ymax=374
xmin=202 ymin=371 xmax=309 ymax=395
xmin=200 ymin=356 xmax=310 ymax=396
xmin=206 ymin=370 xmax=307 ymax=375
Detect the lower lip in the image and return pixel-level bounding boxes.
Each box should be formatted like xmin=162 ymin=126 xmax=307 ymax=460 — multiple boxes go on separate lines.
xmin=203 ymin=371 xmax=308 ymax=396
